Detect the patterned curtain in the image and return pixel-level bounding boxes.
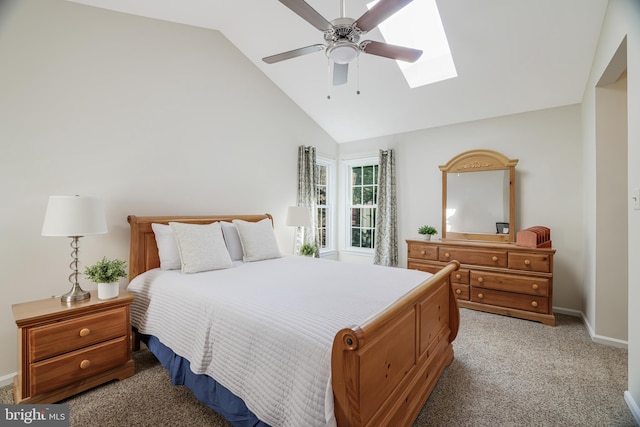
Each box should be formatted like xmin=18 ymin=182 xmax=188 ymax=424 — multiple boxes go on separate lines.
xmin=373 ymin=149 xmax=398 ymax=266
xmin=297 ymin=145 xmax=319 ymax=255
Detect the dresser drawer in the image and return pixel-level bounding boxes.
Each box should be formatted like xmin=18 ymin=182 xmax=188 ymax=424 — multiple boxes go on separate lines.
xmin=508 ymin=252 xmax=551 ymax=273
xmin=452 ymin=284 xmax=470 ymax=300
xmin=407 ymin=261 xmax=441 ymax=274
xmin=439 ymin=247 xmax=507 ymax=268
xmin=29 ymin=307 xmax=128 ymax=362
xmin=450 ymin=269 xmax=469 ymax=284
xmin=471 ymin=288 xmax=549 ymax=314
xmin=470 ymin=271 xmax=549 ymax=296
xmin=407 ymin=243 xmax=438 ymax=261
xmin=29 ymin=336 xmax=129 ymax=396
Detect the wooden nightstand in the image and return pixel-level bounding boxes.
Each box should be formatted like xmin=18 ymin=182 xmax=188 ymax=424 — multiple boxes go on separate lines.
xmin=11 ymin=290 xmax=135 ymax=404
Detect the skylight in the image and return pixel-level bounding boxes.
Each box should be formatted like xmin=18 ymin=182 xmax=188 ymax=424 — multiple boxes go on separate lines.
xmin=368 ymin=0 xmax=457 ymax=88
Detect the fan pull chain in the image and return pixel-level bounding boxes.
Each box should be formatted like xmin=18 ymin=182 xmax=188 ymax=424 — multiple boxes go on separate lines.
xmin=356 ymin=56 xmax=361 ymax=95
xmin=327 ymin=59 xmax=332 ymax=100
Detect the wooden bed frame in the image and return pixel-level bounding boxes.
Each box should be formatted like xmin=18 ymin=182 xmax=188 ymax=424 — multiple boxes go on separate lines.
xmin=128 ymin=214 xmax=460 ymax=427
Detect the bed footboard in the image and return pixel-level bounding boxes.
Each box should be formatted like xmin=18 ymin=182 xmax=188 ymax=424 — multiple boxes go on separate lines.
xmin=331 ymin=261 xmax=460 ymax=427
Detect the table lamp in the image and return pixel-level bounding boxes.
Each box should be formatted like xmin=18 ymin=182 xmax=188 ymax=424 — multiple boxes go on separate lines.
xmin=286 ymin=206 xmax=311 ymax=255
xmin=42 ymin=195 xmax=108 ymax=303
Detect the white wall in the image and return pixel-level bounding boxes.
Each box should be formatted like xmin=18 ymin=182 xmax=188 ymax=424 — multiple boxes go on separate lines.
xmin=339 ymin=105 xmax=584 ymax=314
xmin=0 ymin=0 xmax=337 ymax=380
xmin=581 ymin=0 xmax=640 ymax=420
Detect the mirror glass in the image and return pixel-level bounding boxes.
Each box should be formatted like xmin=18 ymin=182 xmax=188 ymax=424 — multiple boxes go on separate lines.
xmin=446 ymin=170 xmax=510 ymax=234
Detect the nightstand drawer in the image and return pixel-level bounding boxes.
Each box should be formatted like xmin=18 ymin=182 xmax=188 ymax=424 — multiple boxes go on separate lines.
xmin=29 ymin=336 xmax=129 ymax=396
xmin=29 ymin=307 xmax=128 ymax=362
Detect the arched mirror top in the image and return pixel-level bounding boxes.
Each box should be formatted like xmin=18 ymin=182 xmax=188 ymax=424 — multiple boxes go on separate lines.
xmin=440 ymin=149 xmax=519 ymax=243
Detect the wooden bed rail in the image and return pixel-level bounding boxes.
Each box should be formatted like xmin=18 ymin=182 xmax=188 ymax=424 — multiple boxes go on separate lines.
xmin=331 ymin=261 xmax=460 ymax=427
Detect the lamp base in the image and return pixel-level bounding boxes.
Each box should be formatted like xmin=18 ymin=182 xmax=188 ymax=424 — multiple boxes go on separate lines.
xmin=61 ymin=283 xmax=91 ymax=304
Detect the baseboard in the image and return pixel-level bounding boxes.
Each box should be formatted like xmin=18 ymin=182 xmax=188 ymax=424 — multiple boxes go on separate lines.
xmin=0 ymin=372 xmax=15 ymax=388
xmin=625 ymin=391 xmax=640 ymax=425
xmin=553 ymin=306 xmax=628 ymax=349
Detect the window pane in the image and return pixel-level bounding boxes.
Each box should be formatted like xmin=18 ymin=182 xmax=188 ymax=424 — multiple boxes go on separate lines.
xmin=352 ymin=167 xmax=362 ymax=186
xmin=351 ymin=228 xmax=361 ymax=247
xmin=352 ymin=187 xmax=362 ymax=205
xmin=351 ymin=208 xmax=360 ymax=226
xmin=363 ymin=165 xmax=375 ymax=185
xmin=361 ymin=229 xmax=373 ymax=248
xmin=317 ymin=165 xmax=326 ymax=182
xmin=317 ymin=187 xmax=326 ymax=205
xmin=363 ymin=186 xmax=374 ymax=205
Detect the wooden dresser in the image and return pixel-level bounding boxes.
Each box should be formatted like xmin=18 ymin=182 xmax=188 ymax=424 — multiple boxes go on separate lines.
xmin=407 ymin=239 xmax=556 ymax=326
xmin=12 ymin=291 xmax=135 ymax=403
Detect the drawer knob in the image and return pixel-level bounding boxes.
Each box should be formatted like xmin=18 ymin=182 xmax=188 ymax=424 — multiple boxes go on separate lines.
xmin=455 ymin=274 xmax=461 ymax=279
xmin=477 ymin=277 xmax=484 ymax=283
xmin=80 ymin=359 xmax=91 ymax=369
xmin=79 ymin=328 xmax=91 ymax=337
xmin=532 ymin=284 xmax=539 ymax=290
xmin=492 ymin=256 xmax=498 ymax=262
xmin=420 ymin=250 xmax=426 ymax=255
xmin=455 ymin=289 xmax=461 ymax=295
xmin=477 ymin=293 xmax=484 ymax=299
xmin=531 ymin=301 xmax=538 ymax=308
xmin=524 ymin=259 xmax=531 ymax=265
xmin=444 ymin=252 xmax=450 ymax=258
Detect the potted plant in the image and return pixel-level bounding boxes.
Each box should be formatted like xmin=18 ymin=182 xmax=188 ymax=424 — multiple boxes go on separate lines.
xmin=84 ymin=257 xmax=127 ymax=300
xmin=299 ymin=242 xmax=318 ymax=257
xmin=417 ymin=225 xmax=438 ymax=241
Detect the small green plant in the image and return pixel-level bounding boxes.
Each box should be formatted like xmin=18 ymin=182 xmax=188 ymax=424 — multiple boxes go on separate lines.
xmin=417 ymin=225 xmax=438 ymax=236
xmin=299 ymin=242 xmax=318 ymax=257
xmin=84 ymin=257 xmax=127 ymax=283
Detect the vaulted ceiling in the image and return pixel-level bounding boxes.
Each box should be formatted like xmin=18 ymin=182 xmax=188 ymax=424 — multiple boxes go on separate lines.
xmin=68 ymin=0 xmax=608 ymax=143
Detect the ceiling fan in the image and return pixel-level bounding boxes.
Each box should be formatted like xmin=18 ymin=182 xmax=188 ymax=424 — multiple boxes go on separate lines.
xmin=262 ymin=0 xmax=422 ymax=86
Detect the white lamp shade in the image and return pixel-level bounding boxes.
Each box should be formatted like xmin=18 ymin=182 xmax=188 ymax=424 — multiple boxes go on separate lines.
xmin=285 ymin=206 xmax=312 ymax=227
xmin=42 ymin=195 xmax=108 ymax=236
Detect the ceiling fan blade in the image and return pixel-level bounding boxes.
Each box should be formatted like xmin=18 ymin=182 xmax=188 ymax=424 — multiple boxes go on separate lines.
xmin=361 ymin=40 xmax=422 ymax=63
xmin=262 ymin=44 xmax=325 ymax=64
xmin=354 ymin=0 xmax=412 ymax=33
xmin=333 ymin=63 xmax=348 ymax=85
xmin=277 ymin=0 xmax=333 ymax=31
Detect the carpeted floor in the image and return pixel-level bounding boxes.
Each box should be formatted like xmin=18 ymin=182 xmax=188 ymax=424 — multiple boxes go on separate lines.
xmin=1 ymin=309 xmax=637 ymax=427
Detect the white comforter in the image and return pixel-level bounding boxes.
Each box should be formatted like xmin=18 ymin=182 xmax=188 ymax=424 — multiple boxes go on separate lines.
xmin=127 ymin=255 xmax=432 ymax=427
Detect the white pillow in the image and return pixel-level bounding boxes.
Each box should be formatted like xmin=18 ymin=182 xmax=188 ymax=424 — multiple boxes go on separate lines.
xmin=169 ymin=222 xmax=233 ymax=273
xmin=151 ymin=223 xmax=181 ymax=270
xmin=220 ymin=222 xmax=244 ymax=261
xmin=233 ymin=218 xmax=282 ymax=262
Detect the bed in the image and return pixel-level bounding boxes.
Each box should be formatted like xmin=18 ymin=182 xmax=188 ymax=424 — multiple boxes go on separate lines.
xmin=127 ymin=214 xmax=460 ymax=427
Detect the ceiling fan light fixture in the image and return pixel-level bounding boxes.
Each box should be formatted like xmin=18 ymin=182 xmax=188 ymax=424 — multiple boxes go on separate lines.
xmin=327 ymin=42 xmax=359 ymax=64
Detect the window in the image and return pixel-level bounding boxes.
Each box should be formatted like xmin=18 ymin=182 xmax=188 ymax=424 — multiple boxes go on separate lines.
xmin=347 ymin=159 xmax=378 ymax=250
xmin=316 ymin=157 xmax=335 ymax=251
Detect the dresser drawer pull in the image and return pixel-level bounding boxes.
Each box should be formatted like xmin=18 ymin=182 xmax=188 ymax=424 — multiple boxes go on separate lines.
xmin=455 ymin=274 xmax=461 ymax=279
xmin=420 ymin=250 xmax=426 ymax=255
xmin=491 ymin=256 xmax=498 ymax=262
xmin=532 ymin=284 xmax=539 ymax=290
xmin=477 ymin=293 xmax=484 ymax=299
xmin=531 ymin=301 xmax=538 ymax=308
xmin=455 ymin=289 xmax=461 ymax=295
xmin=444 ymin=253 xmax=450 ymax=258
xmin=79 ymin=359 xmax=91 ymax=369
xmin=524 ymin=259 xmax=531 ymax=265
xmin=79 ymin=328 xmax=91 ymax=337
xmin=477 ymin=277 xmax=484 ymax=283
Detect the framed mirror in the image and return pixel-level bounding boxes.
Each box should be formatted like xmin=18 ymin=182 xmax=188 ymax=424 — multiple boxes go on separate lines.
xmin=440 ymin=149 xmax=518 ymax=242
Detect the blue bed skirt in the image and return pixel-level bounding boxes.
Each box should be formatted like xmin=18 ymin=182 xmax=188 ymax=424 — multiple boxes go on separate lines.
xmin=137 ymin=330 xmax=270 ymax=427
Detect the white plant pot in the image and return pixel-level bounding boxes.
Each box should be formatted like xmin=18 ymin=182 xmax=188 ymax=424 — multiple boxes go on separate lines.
xmin=421 ymin=234 xmax=432 ymax=241
xmin=97 ymin=282 xmax=119 ymax=300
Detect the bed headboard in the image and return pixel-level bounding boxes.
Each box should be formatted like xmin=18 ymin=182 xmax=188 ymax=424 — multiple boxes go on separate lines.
xmin=127 ymin=214 xmax=273 ymax=280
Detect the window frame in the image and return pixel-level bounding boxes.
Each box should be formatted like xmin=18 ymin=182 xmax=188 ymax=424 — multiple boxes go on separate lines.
xmin=343 ymin=157 xmax=379 ymax=254
xmin=316 ymin=156 xmax=336 ymax=254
